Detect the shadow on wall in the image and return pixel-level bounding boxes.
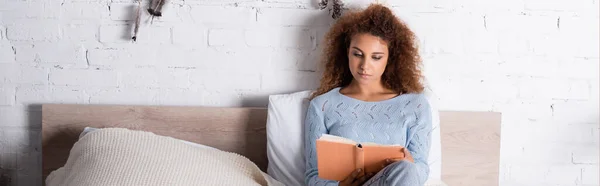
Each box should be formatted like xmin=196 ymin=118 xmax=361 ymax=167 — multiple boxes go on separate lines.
xmin=0 ymin=170 xmax=14 ymax=186
xmin=240 ymin=2 xmax=336 ymax=107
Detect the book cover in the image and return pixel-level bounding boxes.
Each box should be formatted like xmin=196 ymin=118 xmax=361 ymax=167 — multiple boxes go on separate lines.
xmin=315 ymin=134 xmax=405 ymax=181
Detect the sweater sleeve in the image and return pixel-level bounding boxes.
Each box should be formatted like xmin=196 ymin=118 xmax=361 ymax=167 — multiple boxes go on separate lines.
xmin=406 ymin=98 xmax=433 ymax=184
xmin=304 ymin=101 xmax=339 ymax=186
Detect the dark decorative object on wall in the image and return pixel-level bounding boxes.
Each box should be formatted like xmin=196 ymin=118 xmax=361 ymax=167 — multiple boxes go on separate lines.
xmin=318 ymin=0 xmax=345 ymax=19
xmin=132 ymin=1 xmax=142 ymax=41
xmin=131 ymin=0 xmax=168 ymax=42
xmin=148 ymin=0 xmax=167 ymax=17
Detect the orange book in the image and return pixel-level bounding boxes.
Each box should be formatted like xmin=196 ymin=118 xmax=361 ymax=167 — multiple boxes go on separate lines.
xmin=316 ymin=134 xmax=405 ymax=181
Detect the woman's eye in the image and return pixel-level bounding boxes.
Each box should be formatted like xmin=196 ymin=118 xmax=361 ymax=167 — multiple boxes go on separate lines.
xmin=353 ymin=53 xmax=362 ymax=57
xmin=373 ymin=56 xmax=382 ymax=60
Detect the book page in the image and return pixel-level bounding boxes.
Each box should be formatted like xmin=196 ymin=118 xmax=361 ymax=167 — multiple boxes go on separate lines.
xmin=318 ymin=134 xmax=357 ymax=145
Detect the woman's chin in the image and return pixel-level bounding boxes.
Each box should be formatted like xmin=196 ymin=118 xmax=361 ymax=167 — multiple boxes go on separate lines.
xmin=353 ymin=77 xmax=375 ymax=85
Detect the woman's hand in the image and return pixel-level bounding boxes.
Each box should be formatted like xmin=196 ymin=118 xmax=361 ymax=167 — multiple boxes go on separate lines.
xmin=339 ymin=169 xmax=375 ymax=186
xmin=383 ymin=148 xmax=414 ymax=167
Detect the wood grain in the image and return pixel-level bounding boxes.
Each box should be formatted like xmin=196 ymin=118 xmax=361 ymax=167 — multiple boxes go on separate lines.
xmin=42 ymin=104 xmax=268 ymax=182
xmin=42 ymin=104 xmax=502 ymax=186
xmin=440 ymin=111 xmax=501 ymax=186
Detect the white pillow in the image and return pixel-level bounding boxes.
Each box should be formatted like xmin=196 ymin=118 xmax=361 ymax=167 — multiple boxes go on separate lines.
xmin=266 ymin=88 xmax=442 ymax=186
xmin=266 ymin=90 xmax=313 ymax=186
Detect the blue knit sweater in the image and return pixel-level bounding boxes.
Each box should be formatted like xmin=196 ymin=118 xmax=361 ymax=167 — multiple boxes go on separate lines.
xmin=304 ymin=87 xmax=432 ymax=186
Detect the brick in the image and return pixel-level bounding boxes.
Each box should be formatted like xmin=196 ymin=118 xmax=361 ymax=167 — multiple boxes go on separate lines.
xmin=6 ymin=22 xmax=61 ymax=41
xmin=172 ymin=25 xmax=207 ymax=47
xmin=190 ymin=70 xmax=260 ymax=91
xmin=0 ymin=128 xmax=40 ymax=154
xmin=16 ymin=42 xmax=87 ymax=65
xmin=0 ymin=152 xmax=17 ymax=169
xmin=572 ymin=144 xmax=600 ymax=164
xmin=16 ymin=86 xmax=90 ymax=105
xmin=0 ymin=107 xmax=38 ymax=128
xmin=453 ymin=0 xmax=525 ymax=13
xmin=270 ymin=48 xmax=318 ymax=71
xmin=314 ymin=26 xmax=330 ymax=47
xmin=190 ymin=6 xmax=256 ymax=25
xmin=208 ymin=29 xmax=244 ymax=47
xmin=199 ymin=47 xmax=271 ymax=70
xmin=245 ymin=27 xmax=315 ymax=49
xmin=503 ymin=142 xmax=574 ymax=165
xmin=424 ymin=55 xmax=504 ymax=78
xmin=99 ymin=25 xmax=133 ymax=43
xmin=543 ymin=165 xmax=583 ymax=185
xmin=0 ymin=86 xmax=15 ymax=106
xmin=524 ymin=0 xmax=586 ymax=12
xmin=18 ymin=172 xmax=42 ymax=186
xmin=0 ymin=24 xmax=4 ymax=40
xmin=508 ymin=164 xmax=582 ymax=185
xmin=17 ymin=152 xmax=42 ymax=183
xmin=87 ymin=47 xmax=155 ymax=67
xmin=404 ymin=14 xmax=469 ymax=55
xmin=1 ymin=1 xmax=61 ymax=19
xmin=496 ymin=99 xmax=554 ymax=121
xmin=552 ymin=100 xmax=599 ymax=124
xmin=88 ymin=87 xmax=160 ymax=105
xmin=128 ymin=26 xmax=171 ymax=44
xmin=582 ymin=166 xmax=600 ymax=185
xmin=557 ymin=58 xmax=600 ymax=79
xmin=201 ymin=90 xmax=243 ymax=107
xmin=0 ymin=64 xmax=48 ymax=85
xmin=486 ymin=14 xmax=557 ymax=33
xmin=120 ymin=67 xmax=160 ymax=87
xmin=157 ymin=88 xmax=204 ymax=106
xmin=0 ymin=41 xmax=15 ymax=64
xmin=260 ymin=71 xmax=319 ymax=93
xmin=109 ymin=3 xmax=137 ymax=21
xmin=257 ymin=8 xmax=331 ymax=26
xmin=434 ymin=77 xmax=496 ymax=111
xmin=517 ymin=77 xmax=571 ymax=100
xmin=63 ymin=24 xmax=98 ymax=42
xmin=388 ymin=0 xmax=454 ymax=13
xmin=528 ymin=31 xmax=571 ymax=57
xmin=121 ymin=67 xmax=192 ymax=88
xmin=559 ymin=17 xmax=599 ymax=58
xmin=61 ymin=2 xmax=109 ymax=20
xmin=461 ymin=26 xmax=498 ymax=54
xmin=154 ymin=47 xmax=204 ymax=68
xmin=498 ymin=56 xmax=560 ymax=77
xmin=49 ymin=69 xmax=119 ymax=87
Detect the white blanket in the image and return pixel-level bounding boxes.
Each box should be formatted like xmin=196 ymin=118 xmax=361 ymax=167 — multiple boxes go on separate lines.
xmin=46 ymin=128 xmax=284 ymax=186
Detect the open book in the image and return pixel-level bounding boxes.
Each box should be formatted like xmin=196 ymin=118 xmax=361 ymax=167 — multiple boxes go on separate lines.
xmin=316 ymin=134 xmax=405 ymax=181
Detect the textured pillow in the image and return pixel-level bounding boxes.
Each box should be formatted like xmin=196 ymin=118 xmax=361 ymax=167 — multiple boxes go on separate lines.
xmin=266 ymin=88 xmax=442 ymax=185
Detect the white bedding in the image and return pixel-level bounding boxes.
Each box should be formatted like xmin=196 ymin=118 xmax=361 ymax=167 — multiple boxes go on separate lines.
xmin=47 ymin=128 xmax=284 ymax=186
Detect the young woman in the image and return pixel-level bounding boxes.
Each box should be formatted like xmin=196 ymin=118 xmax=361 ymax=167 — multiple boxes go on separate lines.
xmin=304 ymin=4 xmax=432 ymax=186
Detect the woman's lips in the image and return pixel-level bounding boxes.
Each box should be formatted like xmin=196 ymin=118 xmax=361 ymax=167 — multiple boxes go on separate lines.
xmin=358 ymin=72 xmax=370 ymax=78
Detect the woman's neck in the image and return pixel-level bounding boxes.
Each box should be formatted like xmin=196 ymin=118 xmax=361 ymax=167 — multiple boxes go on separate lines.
xmin=344 ymin=80 xmax=393 ymax=96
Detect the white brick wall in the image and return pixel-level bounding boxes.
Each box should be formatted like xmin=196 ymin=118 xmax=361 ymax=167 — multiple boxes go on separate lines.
xmin=0 ymin=0 xmax=598 ymax=185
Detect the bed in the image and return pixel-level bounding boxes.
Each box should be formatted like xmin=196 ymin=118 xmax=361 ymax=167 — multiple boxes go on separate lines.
xmin=41 ymin=104 xmax=501 ymax=186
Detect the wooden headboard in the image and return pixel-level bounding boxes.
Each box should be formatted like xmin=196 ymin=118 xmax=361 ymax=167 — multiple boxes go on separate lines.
xmin=42 ymin=104 xmax=501 ymax=186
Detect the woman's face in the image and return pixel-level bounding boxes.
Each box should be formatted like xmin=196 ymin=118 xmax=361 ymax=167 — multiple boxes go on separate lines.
xmin=347 ymin=33 xmax=389 ymax=86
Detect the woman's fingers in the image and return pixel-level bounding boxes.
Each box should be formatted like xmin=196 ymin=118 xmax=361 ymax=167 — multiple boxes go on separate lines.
xmin=384 ymin=158 xmax=404 ymax=165
xmin=353 ymin=175 xmax=368 ymax=186
xmin=402 ymin=148 xmax=414 ymax=163
xmin=341 ymin=168 xmax=362 ymax=185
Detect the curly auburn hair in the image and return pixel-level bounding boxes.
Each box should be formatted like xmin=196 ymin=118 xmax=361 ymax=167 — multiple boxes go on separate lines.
xmin=311 ymin=4 xmax=424 ymax=99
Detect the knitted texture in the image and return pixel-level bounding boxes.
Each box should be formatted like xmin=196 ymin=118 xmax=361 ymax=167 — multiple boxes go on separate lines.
xmin=46 ymin=128 xmax=283 ymax=186
xmin=304 ymin=87 xmax=432 ymax=186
